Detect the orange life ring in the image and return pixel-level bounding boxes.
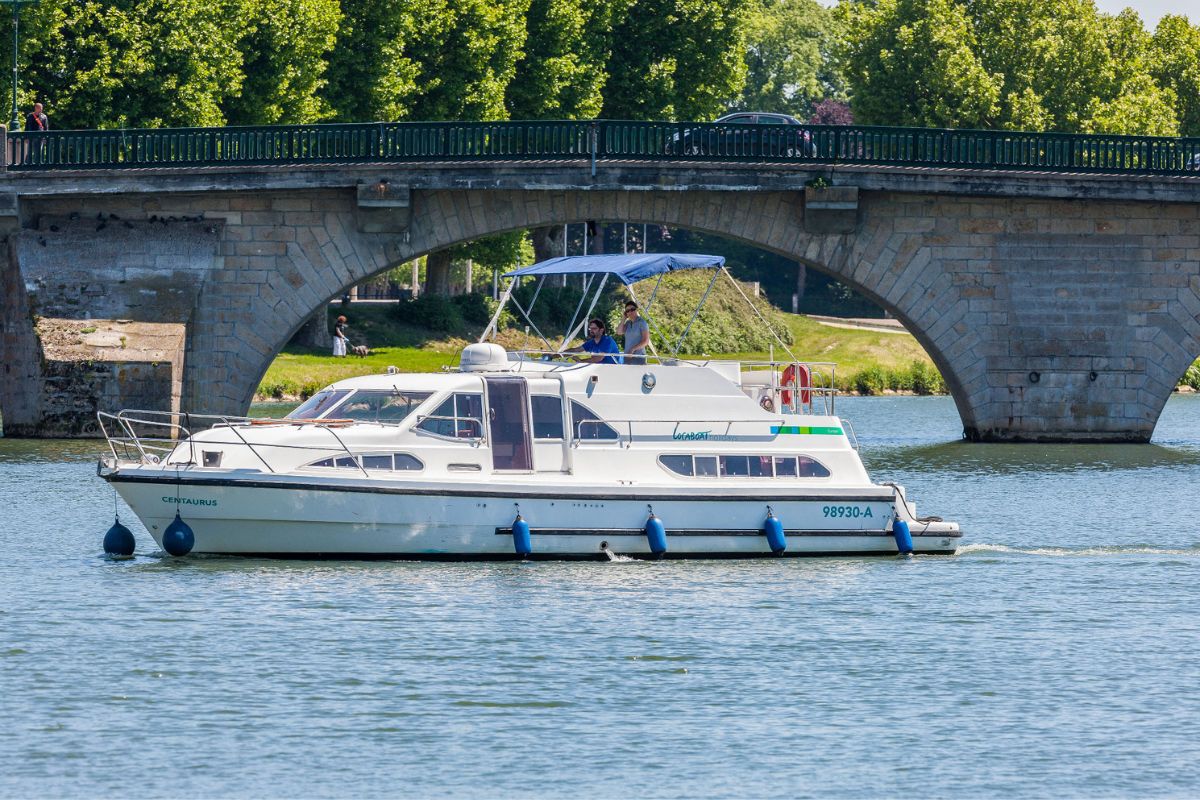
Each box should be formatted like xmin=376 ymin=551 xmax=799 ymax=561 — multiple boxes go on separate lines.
xmin=781 ymin=364 xmax=811 ymax=407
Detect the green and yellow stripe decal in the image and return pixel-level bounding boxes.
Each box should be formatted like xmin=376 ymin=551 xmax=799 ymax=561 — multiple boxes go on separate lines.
xmin=771 ymin=425 xmax=844 ymax=436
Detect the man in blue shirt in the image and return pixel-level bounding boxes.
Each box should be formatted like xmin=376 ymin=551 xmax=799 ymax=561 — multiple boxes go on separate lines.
xmin=569 ymin=318 xmax=620 ymax=364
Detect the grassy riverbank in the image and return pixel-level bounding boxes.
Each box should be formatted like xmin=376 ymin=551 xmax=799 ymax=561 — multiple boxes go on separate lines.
xmin=258 ymin=305 xmax=940 ymax=400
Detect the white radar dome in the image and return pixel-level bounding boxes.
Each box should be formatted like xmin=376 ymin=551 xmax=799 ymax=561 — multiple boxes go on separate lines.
xmin=459 ymin=343 xmax=511 ymax=372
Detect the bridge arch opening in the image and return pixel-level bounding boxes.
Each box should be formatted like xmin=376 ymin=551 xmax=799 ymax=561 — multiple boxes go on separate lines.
xmin=239 ymin=210 xmax=968 ymax=442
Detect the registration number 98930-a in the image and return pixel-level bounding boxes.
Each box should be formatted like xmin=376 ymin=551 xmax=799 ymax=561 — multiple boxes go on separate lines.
xmin=822 ymin=505 xmax=873 ymax=519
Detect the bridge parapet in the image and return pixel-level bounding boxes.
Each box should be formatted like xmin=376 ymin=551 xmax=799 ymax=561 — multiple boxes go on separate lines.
xmin=5 ymin=119 xmax=1200 ymax=177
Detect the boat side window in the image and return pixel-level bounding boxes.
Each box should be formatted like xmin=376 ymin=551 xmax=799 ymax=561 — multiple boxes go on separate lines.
xmin=659 ymin=455 xmax=694 ymax=476
xmin=569 ymin=400 xmax=619 ymax=440
xmin=393 ymin=453 xmax=423 ymax=471
xmin=531 ymin=395 xmax=564 ymax=440
xmin=797 ymin=456 xmax=831 ymax=478
xmin=361 ymin=454 xmax=392 ymax=470
xmin=719 ymin=455 xmax=749 ymax=476
xmin=337 ymin=390 xmax=432 ymax=423
xmin=287 ymin=389 xmax=350 ymax=420
xmin=658 ymin=454 xmax=828 ymax=479
xmin=719 ymin=455 xmax=773 ymax=477
xmin=774 ymin=456 xmax=797 ymax=477
xmin=417 ymin=393 xmax=483 ymax=439
xmin=306 ymin=453 xmax=424 ymax=471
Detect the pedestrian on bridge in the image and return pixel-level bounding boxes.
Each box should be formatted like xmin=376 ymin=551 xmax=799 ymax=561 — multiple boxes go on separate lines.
xmin=25 ymin=102 xmax=48 ymax=132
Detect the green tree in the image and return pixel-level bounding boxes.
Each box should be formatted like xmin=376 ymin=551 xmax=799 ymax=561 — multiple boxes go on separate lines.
xmin=321 ymin=0 xmax=421 ymax=121
xmin=19 ymin=0 xmax=245 ymax=129
xmin=838 ymin=0 xmax=1185 ymax=135
xmin=405 ymin=0 xmax=530 ymax=121
xmin=733 ymin=0 xmax=837 ymax=118
xmin=1149 ymin=14 xmax=1200 ymax=136
xmin=323 ymin=0 xmax=529 ymax=123
xmin=968 ymin=0 xmax=1115 ymax=130
xmin=836 ymin=0 xmax=1001 ymax=127
xmin=506 ymin=0 xmax=614 ymax=119
xmin=222 ymin=0 xmax=342 ymax=125
xmin=602 ymin=0 xmax=751 ymax=120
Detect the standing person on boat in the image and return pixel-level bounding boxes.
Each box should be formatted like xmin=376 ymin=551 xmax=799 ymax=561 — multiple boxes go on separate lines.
xmin=332 ymin=315 xmax=349 ymax=357
xmin=567 ymin=318 xmax=620 ymax=364
xmin=617 ymin=301 xmax=650 ymax=365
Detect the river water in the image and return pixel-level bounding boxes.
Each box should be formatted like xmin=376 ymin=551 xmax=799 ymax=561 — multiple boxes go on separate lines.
xmin=2 ymin=396 xmax=1198 ymax=798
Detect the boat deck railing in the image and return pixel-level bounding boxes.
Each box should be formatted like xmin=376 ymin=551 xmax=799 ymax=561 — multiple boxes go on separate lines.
xmin=96 ymin=409 xmax=370 ymax=474
xmin=506 ymin=351 xmax=838 ymax=415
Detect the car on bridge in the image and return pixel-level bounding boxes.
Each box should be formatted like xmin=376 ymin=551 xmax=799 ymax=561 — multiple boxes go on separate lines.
xmin=672 ymin=112 xmax=817 ymax=159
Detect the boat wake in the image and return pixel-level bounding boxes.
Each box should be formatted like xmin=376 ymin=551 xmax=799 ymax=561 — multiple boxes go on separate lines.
xmin=603 ymin=548 xmax=636 ymax=563
xmin=958 ymin=542 xmax=1200 ymax=557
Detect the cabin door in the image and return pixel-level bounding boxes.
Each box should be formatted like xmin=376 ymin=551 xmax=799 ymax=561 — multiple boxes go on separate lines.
xmin=485 ymin=378 xmax=532 ymax=471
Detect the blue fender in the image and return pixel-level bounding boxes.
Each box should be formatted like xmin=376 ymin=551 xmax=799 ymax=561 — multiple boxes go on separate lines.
xmin=645 ymin=515 xmax=667 ymax=556
xmin=892 ymin=518 xmax=913 ymax=555
xmin=162 ymin=512 xmax=195 ymax=556
xmin=512 ymin=515 xmax=532 ymax=557
xmin=103 ymin=519 xmax=135 ymax=556
xmin=763 ymin=514 xmax=786 ymax=554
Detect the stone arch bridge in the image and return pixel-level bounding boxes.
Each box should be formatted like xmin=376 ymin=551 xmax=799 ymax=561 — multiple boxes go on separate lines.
xmin=1 ymin=132 xmax=1199 ymax=441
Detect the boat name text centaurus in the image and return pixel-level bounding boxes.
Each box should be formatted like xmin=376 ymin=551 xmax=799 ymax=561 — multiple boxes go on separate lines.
xmin=162 ymin=496 xmax=218 ymax=507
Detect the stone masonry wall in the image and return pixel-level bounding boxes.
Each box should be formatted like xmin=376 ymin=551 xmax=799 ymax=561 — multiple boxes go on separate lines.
xmin=4 ymin=185 xmax=1199 ymax=441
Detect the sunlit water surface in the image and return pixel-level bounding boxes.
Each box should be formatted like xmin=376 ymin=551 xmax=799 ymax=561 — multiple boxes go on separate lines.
xmin=2 ymin=397 xmax=1200 ymax=798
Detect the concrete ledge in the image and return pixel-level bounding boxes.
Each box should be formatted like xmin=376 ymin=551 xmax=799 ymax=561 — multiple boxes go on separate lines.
xmin=3 ymin=160 xmax=1198 ymax=204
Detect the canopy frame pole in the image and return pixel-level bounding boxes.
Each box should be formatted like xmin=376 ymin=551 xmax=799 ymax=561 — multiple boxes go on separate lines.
xmin=479 ymin=278 xmax=516 ymax=343
xmin=557 ymin=273 xmax=597 ymax=351
xmin=671 ymin=268 xmax=722 ymax=356
xmin=508 ymin=290 xmax=553 ymax=350
xmin=559 ymin=273 xmax=609 ymax=353
xmin=527 ymin=275 xmax=546 ymax=315
xmin=643 ymin=272 xmax=665 ymax=314
xmin=721 ymin=267 xmax=797 ymax=362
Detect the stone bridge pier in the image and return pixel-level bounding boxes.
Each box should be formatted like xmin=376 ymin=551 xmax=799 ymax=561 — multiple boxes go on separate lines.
xmin=1 ymin=164 xmax=1198 ymax=441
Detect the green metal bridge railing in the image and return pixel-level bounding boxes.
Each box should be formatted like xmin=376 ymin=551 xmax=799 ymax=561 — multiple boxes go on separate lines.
xmin=5 ymin=119 xmax=1200 ymax=175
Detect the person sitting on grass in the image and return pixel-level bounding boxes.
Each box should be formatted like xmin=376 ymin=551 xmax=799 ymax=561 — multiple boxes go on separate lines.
xmin=567 ymin=318 xmax=620 ymax=364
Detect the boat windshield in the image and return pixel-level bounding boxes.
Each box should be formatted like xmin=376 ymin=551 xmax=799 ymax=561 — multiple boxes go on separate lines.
xmin=335 ymin=390 xmax=433 ymax=423
xmin=288 ymin=389 xmax=351 ymax=419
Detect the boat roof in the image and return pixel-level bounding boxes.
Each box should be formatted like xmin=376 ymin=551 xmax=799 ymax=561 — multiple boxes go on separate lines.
xmin=502 ymin=253 xmax=725 ymax=286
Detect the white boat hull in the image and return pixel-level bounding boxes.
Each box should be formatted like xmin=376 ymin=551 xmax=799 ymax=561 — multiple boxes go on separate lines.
xmin=108 ymin=471 xmax=960 ymax=558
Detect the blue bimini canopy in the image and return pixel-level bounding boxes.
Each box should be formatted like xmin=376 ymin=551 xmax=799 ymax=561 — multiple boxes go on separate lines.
xmin=503 ymin=253 xmax=725 ymax=286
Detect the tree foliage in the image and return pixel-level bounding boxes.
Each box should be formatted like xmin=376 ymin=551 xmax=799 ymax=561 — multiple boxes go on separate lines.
xmin=323 ymin=0 xmax=530 ymax=122
xmin=602 ymin=0 xmax=751 ymax=120
xmin=1149 ymin=14 xmax=1200 ymax=136
xmin=836 ymin=0 xmax=1196 ymax=135
xmin=506 ymin=0 xmax=614 ymax=119
xmin=15 ymin=0 xmax=246 ymax=129
xmin=223 ymin=0 xmax=342 ymax=125
xmin=733 ymin=0 xmax=838 ymax=118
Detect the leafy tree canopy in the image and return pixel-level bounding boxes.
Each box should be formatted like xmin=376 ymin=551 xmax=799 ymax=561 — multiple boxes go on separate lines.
xmin=836 ymin=0 xmax=1193 ymax=135
xmin=506 ymin=0 xmax=615 ymax=119
xmin=602 ymin=0 xmax=751 ymax=120
xmin=732 ymin=0 xmax=838 ymax=119
xmin=323 ymin=0 xmax=529 ymax=122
